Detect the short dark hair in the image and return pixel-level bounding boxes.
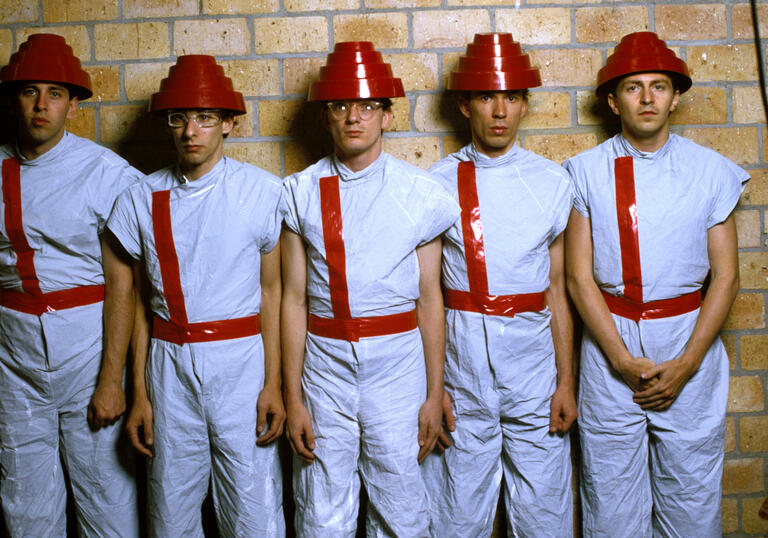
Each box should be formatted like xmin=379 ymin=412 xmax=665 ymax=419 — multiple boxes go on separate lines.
xmin=322 ymin=97 xmax=394 ymax=110
xmin=459 ymin=89 xmax=529 ymax=101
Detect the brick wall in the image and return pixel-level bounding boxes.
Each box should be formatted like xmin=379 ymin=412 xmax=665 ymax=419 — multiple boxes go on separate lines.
xmin=2 ymin=0 xmax=767 ymax=534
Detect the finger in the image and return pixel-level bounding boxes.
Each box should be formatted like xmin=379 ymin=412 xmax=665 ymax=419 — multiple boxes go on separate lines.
xmin=144 ymin=416 xmax=154 ymax=447
xmin=305 ymin=424 xmax=316 ymax=451
xmin=256 ymin=405 xmax=267 ymax=436
xmin=127 ymin=425 xmax=153 ymax=457
xmin=87 ymin=405 xmax=96 ymax=429
xmin=257 ymin=416 xmax=282 ymax=446
xmin=437 ymin=428 xmax=452 ymax=450
xmin=640 ymin=365 xmax=663 ymax=380
xmin=418 ymin=432 xmax=439 ymax=464
xmin=417 ymin=444 xmax=429 ymax=464
xmin=442 ymin=396 xmax=456 ymax=432
xmin=549 ymin=406 xmax=559 ymax=433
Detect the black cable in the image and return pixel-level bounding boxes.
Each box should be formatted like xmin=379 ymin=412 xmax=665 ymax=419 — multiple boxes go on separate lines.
xmin=751 ymin=0 xmax=768 ymax=123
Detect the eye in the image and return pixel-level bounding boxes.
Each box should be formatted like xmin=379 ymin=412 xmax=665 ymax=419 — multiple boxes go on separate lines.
xmin=50 ymin=90 xmax=62 ymax=98
xmin=197 ymin=113 xmax=212 ymax=121
xmin=361 ymin=103 xmax=374 ymax=112
xmin=20 ymin=87 xmax=37 ymax=97
xmin=507 ymin=94 xmax=518 ymax=102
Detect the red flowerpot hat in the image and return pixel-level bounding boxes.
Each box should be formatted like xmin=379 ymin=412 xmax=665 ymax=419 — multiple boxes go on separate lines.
xmin=449 ymin=33 xmax=541 ymax=91
xmin=308 ymin=41 xmax=405 ymax=101
xmin=0 ymin=33 xmax=92 ymax=100
xmin=596 ymin=31 xmax=692 ymax=98
xmin=149 ymin=55 xmax=246 ymax=114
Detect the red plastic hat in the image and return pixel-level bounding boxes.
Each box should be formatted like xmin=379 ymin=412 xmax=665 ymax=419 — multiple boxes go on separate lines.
xmin=149 ymin=55 xmax=245 ymax=115
xmin=0 ymin=33 xmax=92 ymax=100
xmin=449 ymin=33 xmax=541 ymax=91
xmin=308 ymin=42 xmax=405 ymax=101
xmin=596 ymin=32 xmax=692 ymax=97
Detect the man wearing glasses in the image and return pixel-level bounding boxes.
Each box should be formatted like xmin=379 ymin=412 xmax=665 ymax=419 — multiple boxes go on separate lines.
xmin=281 ymin=41 xmax=458 ymax=536
xmin=0 ymin=34 xmax=141 ymax=536
xmin=104 ymin=55 xmax=285 ymax=536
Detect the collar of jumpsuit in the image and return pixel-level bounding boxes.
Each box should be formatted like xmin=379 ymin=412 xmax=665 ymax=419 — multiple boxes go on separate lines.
xmin=464 ymin=140 xmax=524 ymax=168
xmin=331 ymin=150 xmax=386 ymax=183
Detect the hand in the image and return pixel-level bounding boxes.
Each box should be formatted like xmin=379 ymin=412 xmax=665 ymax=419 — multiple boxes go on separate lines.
xmin=285 ymin=399 xmax=315 ymax=464
xmin=126 ymin=396 xmax=154 ymax=457
xmin=549 ymin=383 xmax=578 ymax=433
xmin=417 ymin=395 xmax=442 ymax=464
xmin=256 ymin=383 xmax=286 ymax=446
xmin=87 ymin=381 xmax=126 ymax=430
xmin=436 ymin=390 xmax=456 ymax=450
xmin=613 ymin=356 xmax=659 ymax=393
xmin=632 ymin=357 xmax=698 ymax=411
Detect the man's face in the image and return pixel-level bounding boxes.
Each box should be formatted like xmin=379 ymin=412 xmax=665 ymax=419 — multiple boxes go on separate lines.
xmin=459 ymin=91 xmax=527 ymax=159
xmin=323 ymin=99 xmax=392 ymax=165
xmin=13 ymin=82 xmax=77 ymax=156
xmin=607 ymin=72 xmax=680 ymax=143
xmin=168 ymin=109 xmax=233 ymax=178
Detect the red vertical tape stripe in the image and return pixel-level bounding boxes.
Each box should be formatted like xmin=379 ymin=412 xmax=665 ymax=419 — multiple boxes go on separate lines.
xmin=614 ymin=156 xmax=643 ymax=303
xmin=2 ymin=158 xmax=41 ymax=295
xmin=319 ymin=175 xmax=351 ymax=319
xmin=457 ymin=161 xmax=489 ymax=295
xmin=151 ymin=190 xmax=189 ymax=325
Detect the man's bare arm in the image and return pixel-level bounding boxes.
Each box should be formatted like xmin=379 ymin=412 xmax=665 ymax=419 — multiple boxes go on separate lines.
xmin=256 ymin=243 xmax=286 ymax=445
xmin=546 ymin=232 xmax=577 ymax=433
xmin=89 ymin=231 xmax=135 ymax=429
xmin=281 ymin=227 xmax=315 ymax=463
xmin=415 ymin=237 xmax=446 ymax=463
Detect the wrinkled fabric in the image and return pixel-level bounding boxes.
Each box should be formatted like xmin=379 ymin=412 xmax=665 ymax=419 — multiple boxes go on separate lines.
xmin=424 ymin=143 xmax=573 ymax=537
xmin=564 ymin=134 xmax=749 ymax=538
xmin=108 ymin=157 xmax=285 ymax=537
xmin=283 ymin=152 xmax=459 ymax=537
xmin=0 ymin=132 xmax=142 ymax=537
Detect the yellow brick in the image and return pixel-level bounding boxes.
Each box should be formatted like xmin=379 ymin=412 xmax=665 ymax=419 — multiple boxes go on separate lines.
xmin=655 ymin=5 xmax=726 ymax=41
xmin=389 ymin=99 xmax=411 ymax=133
xmin=221 ymin=60 xmax=279 ymax=97
xmin=223 ymin=142 xmax=282 ymax=176
xmin=288 ymin=0 xmax=355 ymax=11
xmin=764 ymin=127 xmax=767 ymax=164
xmin=17 ymin=27 xmax=91 ymax=61
xmin=670 ymin=87 xmax=726 ymax=125
xmin=727 ymin=376 xmax=765 ymax=413
xmin=681 ymin=127 xmax=759 ymax=166
xmin=253 ymin=17 xmax=328 ymax=54
xmin=84 ymin=66 xmax=120 ymax=103
xmin=413 ymin=94 xmax=463 ymax=133
xmin=367 ymin=0 xmax=439 ymax=7
xmin=739 ymin=252 xmax=768 ymax=289
xmin=732 ymin=3 xmax=768 ymax=39
xmin=94 ymin=22 xmax=169 ymax=61
xmin=724 ymin=293 xmax=765 ymax=330
xmin=733 ymin=87 xmax=765 ymax=124
xmin=741 ymin=334 xmax=768 ymax=370
xmin=443 ymin=134 xmax=470 ymax=156
xmin=413 ymin=10 xmax=491 ymax=49
xmin=333 ymin=14 xmax=409 ymax=49
xmin=203 ymin=0 xmax=279 ymax=14
xmin=283 ymin=57 xmax=326 ymax=95
xmin=722 ymin=497 xmax=738 ymax=534
xmin=0 ymin=29 xmax=14 ymax=66
xmin=575 ymin=7 xmax=649 ymax=43
xmin=174 ymin=19 xmax=249 ymax=56
xmin=721 ymin=333 xmax=737 ymax=370
xmin=124 ymin=0 xmax=198 ymax=18
xmin=687 ymin=45 xmax=758 ymax=82
xmin=740 ymin=169 xmax=768 ymax=206
xmin=576 ymin=91 xmax=615 ymax=126
xmin=495 ymin=8 xmax=571 ymax=46
xmin=65 ymin=107 xmax=95 ymax=140
xmin=519 ymin=92 xmax=570 ymax=129
xmin=735 ymin=209 xmax=761 ymax=249
xmin=124 ymin=62 xmax=173 ymax=102
xmin=529 ymin=49 xmax=603 ymax=87
xmin=384 ymin=53 xmax=439 ymax=92
xmin=523 ymin=133 xmax=599 ymax=165
xmin=740 ymin=415 xmax=768 ymax=453
xmin=441 ymin=52 xmax=462 ymax=89
xmin=725 ymin=416 xmax=735 ymax=453
xmin=382 ymin=137 xmax=440 ymax=169
xmin=284 ymin=139 xmax=332 ymax=175
xmin=723 ymin=458 xmax=764 ymax=494
xmin=229 ymin=102 xmax=254 ymax=138
xmin=42 ymin=0 xmax=116 ymax=22
xmin=742 ymin=496 xmax=768 ymax=533
xmin=101 ymin=105 xmax=166 ymax=144
xmin=446 ymin=0 xmax=504 ymax=6
xmin=1 ymin=0 xmax=37 ymax=23
xmin=259 ymin=99 xmax=325 ymax=137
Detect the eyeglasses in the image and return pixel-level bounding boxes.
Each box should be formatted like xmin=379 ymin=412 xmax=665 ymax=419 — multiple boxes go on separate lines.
xmin=325 ymin=101 xmax=384 ymax=120
xmin=167 ymin=110 xmax=223 ymax=128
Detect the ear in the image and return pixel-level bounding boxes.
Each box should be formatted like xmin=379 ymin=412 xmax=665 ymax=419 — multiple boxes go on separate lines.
xmin=520 ymin=96 xmax=528 ymax=119
xmin=669 ymin=89 xmax=681 ymax=114
xmin=606 ymin=93 xmax=620 ymax=116
xmin=458 ymin=96 xmax=471 ymax=119
xmin=66 ymin=96 xmax=79 ymax=120
xmin=381 ymin=107 xmax=393 ymax=130
xmin=221 ymin=115 xmax=234 ymax=136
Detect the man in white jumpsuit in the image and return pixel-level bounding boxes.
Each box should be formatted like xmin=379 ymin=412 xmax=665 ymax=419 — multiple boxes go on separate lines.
xmin=105 ymin=55 xmax=285 ymax=536
xmin=564 ymin=32 xmax=749 ymax=537
xmin=0 ymin=34 xmax=141 ymax=536
xmin=282 ymin=41 xmax=459 ymax=536
xmin=424 ymin=33 xmax=576 ymax=537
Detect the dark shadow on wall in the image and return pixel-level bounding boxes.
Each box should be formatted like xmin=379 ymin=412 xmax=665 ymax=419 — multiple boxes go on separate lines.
xmin=285 ymin=100 xmax=333 ymax=175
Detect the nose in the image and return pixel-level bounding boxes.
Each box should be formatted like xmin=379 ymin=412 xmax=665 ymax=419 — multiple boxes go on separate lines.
xmin=491 ymin=96 xmax=507 ymax=118
xmin=345 ymin=104 xmax=361 ymax=123
xmin=34 ymin=92 xmax=48 ymax=111
xmin=640 ymin=85 xmax=653 ymax=103
xmin=183 ymin=117 xmax=198 ymax=138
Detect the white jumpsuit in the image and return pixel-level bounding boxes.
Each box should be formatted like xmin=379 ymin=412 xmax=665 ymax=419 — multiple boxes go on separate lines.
xmin=0 ymin=132 xmax=141 ymax=537
xmin=283 ymin=152 xmax=459 ymax=537
xmin=107 ymin=157 xmax=285 ymax=537
xmin=564 ymin=134 xmax=749 ymax=538
xmin=424 ymin=143 xmax=574 ymax=537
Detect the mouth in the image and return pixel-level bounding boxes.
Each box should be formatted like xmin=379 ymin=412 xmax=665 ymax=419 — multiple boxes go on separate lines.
xmin=31 ymin=117 xmax=49 ymax=127
xmin=344 ymin=130 xmax=363 ymax=137
xmin=184 ymin=145 xmax=203 ymax=152
xmin=490 ymin=126 xmax=508 ymax=135
xmin=639 ymin=110 xmax=658 ymax=116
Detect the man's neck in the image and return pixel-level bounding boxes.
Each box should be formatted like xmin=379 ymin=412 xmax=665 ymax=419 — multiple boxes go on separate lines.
xmin=335 ymin=144 xmax=382 ymax=173
xmin=622 ymin=127 xmax=670 ymax=153
xmin=179 ymin=154 xmax=223 ymax=181
xmin=17 ymin=130 xmax=64 ymax=160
